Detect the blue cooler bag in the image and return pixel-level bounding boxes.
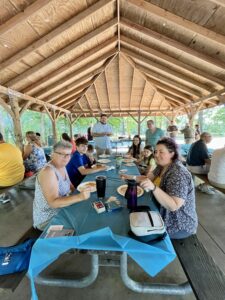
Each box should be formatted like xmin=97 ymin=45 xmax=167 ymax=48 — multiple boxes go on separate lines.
xmin=0 ymin=239 xmax=36 ymax=275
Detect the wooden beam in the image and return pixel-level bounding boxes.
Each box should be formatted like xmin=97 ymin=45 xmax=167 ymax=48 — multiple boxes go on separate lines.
xmin=118 ymin=53 xmax=122 ymax=110
xmin=0 ymin=0 xmax=50 ymax=36
xmin=122 ymin=47 xmax=212 ymax=94
xmin=120 ymin=18 xmax=225 ymax=72
xmin=146 ymin=77 xmax=194 ymax=101
xmin=5 ymin=18 xmax=118 ymax=89
xmin=52 ymin=81 xmax=93 ymax=106
xmin=35 ymin=49 xmax=117 ymax=99
xmin=19 ymin=100 xmax=32 ymax=116
xmin=127 ymin=0 xmax=225 ymax=45
xmin=139 ymin=81 xmax=147 ymax=110
xmin=8 ymin=95 xmax=23 ymax=150
xmin=121 ymin=52 xmax=157 ymax=92
xmin=71 ymin=53 xmax=118 ymax=111
xmin=104 ymin=71 xmax=112 ymax=111
xmin=93 ymin=83 xmax=102 ymax=111
xmin=0 ymin=85 xmax=70 ymax=114
xmin=0 ymin=97 xmax=14 ymax=118
xmin=149 ymin=91 xmax=156 ymax=110
xmin=120 ymin=35 xmax=224 ymax=88
xmin=22 ymin=36 xmax=117 ymax=95
xmin=139 ymin=64 xmax=201 ymax=97
xmin=117 ymin=0 xmax=121 ymax=51
xmin=0 ymin=0 xmax=115 ymax=72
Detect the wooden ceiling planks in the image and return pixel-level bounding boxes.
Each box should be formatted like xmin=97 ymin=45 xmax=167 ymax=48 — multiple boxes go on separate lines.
xmin=0 ymin=0 xmax=225 ymax=117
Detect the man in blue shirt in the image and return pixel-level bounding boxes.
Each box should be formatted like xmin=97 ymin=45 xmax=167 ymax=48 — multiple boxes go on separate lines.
xmin=66 ymin=137 xmax=106 ymax=188
xmin=145 ymin=120 xmax=165 ymax=148
xmin=92 ymin=114 xmax=113 ymax=157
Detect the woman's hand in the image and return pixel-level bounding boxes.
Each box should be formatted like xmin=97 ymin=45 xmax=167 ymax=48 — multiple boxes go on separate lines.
xmin=140 ymin=178 xmax=155 ymax=191
xmin=79 ymin=190 xmax=91 ymax=200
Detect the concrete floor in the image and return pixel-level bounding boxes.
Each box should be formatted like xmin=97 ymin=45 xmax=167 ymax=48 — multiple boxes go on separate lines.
xmin=0 ymin=178 xmax=225 ymax=300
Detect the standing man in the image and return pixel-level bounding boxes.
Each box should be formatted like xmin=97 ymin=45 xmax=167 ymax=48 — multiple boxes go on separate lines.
xmin=180 ymin=123 xmax=195 ymax=144
xmin=92 ymin=114 xmax=113 ymax=157
xmin=145 ymin=120 xmax=164 ymax=148
xmin=167 ymin=120 xmax=178 ymax=140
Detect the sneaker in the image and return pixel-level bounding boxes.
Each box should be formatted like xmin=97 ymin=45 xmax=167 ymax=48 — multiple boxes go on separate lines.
xmin=200 ymin=184 xmax=215 ymax=195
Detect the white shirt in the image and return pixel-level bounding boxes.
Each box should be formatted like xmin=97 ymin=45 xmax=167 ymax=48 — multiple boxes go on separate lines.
xmin=92 ymin=122 xmax=112 ymax=149
xmin=208 ymin=147 xmax=225 ymax=184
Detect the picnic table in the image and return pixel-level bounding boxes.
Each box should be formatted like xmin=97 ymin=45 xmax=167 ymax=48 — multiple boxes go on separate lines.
xmin=28 ymin=157 xmax=179 ymax=299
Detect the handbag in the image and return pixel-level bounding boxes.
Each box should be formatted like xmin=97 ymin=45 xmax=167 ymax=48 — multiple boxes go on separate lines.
xmin=0 ymin=239 xmax=36 ymax=275
xmin=129 ymin=206 xmax=166 ymax=243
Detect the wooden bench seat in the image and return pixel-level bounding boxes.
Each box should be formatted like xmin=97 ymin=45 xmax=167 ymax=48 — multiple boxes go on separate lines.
xmin=193 ymin=173 xmax=225 ymax=194
xmin=0 ymin=227 xmax=42 ymax=292
xmin=172 ymin=234 xmax=225 ymax=300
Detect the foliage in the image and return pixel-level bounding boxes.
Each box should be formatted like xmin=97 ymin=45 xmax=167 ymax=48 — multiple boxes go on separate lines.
xmin=0 ymin=105 xmax=225 ymax=144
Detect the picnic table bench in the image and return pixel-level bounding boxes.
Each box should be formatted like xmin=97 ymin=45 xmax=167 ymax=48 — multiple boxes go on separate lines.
xmin=172 ymin=234 xmax=225 ymax=300
xmin=193 ymin=173 xmax=225 ymax=194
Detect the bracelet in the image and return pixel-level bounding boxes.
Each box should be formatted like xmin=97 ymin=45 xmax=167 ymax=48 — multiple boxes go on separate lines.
xmin=151 ymin=184 xmax=157 ymax=192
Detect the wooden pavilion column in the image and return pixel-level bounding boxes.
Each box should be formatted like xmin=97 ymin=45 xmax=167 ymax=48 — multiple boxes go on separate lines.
xmin=8 ymin=94 xmax=23 ymax=150
xmin=44 ymin=106 xmax=58 ymax=144
xmin=128 ymin=112 xmax=148 ymax=136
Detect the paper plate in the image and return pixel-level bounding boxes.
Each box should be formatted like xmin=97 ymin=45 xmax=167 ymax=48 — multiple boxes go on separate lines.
xmin=99 ymin=154 xmax=111 ymax=158
xmin=77 ymin=181 xmax=96 ymax=192
xmin=123 ymin=158 xmax=135 ymax=163
xmin=97 ymin=159 xmax=111 ymax=164
xmin=117 ymin=185 xmax=144 ymax=197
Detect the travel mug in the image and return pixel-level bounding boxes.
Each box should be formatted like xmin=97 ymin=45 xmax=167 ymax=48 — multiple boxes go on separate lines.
xmin=95 ymin=175 xmax=106 ymax=200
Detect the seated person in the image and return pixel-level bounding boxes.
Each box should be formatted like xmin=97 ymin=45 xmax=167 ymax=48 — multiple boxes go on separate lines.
xmin=33 ymin=141 xmax=90 ymax=231
xmin=186 ymin=132 xmax=214 ymax=194
xmin=62 ymin=132 xmax=76 ymax=154
xmin=208 ymin=147 xmax=225 ymax=189
xmin=23 ymin=131 xmax=47 ymax=175
xmin=137 ymin=145 xmax=155 ymax=175
xmin=66 ymin=137 xmax=107 ymax=188
xmin=122 ymin=138 xmax=198 ymax=239
xmin=127 ymin=135 xmax=143 ymax=160
xmin=186 ymin=132 xmax=212 ymax=174
xmin=86 ymin=144 xmax=96 ymax=166
xmin=0 ymin=132 xmax=25 ymax=188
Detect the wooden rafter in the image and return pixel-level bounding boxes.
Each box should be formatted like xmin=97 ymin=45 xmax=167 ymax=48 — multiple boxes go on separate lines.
xmin=128 ymin=0 xmax=225 ymax=46
xmin=140 ymin=65 xmax=201 ymax=97
xmin=104 ymin=71 xmax=112 ymax=111
xmin=122 ymin=47 xmax=212 ymax=94
xmin=0 ymin=85 xmax=70 ymax=114
xmin=120 ymin=18 xmax=225 ymax=72
xmin=0 ymin=0 xmax=116 ymax=73
xmin=19 ymin=101 xmax=32 ymax=116
xmin=22 ymin=36 xmax=117 ymax=95
xmin=36 ymin=49 xmax=117 ymax=99
xmin=0 ymin=0 xmax=50 ymax=37
xmin=139 ymin=81 xmax=147 ymax=110
xmin=0 ymin=97 xmax=14 ymax=118
xmin=93 ymin=83 xmax=102 ymax=111
xmin=129 ymin=68 xmax=135 ymax=111
xmin=5 ymin=18 xmax=118 ymax=89
xmin=120 ymin=35 xmax=224 ymax=88
xmin=71 ymin=53 xmax=118 ymax=111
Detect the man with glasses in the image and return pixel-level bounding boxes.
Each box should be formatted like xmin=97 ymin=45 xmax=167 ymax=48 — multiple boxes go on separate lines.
xmin=186 ymin=132 xmax=214 ymax=194
xmin=66 ymin=137 xmax=106 ymax=188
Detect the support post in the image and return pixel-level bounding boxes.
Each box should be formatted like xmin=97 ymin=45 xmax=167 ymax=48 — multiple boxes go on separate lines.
xmin=8 ymin=94 xmax=23 ymax=150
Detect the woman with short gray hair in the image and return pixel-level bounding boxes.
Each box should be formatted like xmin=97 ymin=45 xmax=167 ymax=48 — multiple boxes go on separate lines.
xmin=33 ymin=141 xmax=90 ymax=230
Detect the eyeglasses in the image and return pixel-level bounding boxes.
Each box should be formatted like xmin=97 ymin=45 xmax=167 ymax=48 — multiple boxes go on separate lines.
xmin=54 ymin=152 xmax=71 ymax=158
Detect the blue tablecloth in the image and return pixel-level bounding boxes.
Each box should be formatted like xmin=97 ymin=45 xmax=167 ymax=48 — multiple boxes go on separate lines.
xmin=28 ymin=158 xmax=176 ymax=300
